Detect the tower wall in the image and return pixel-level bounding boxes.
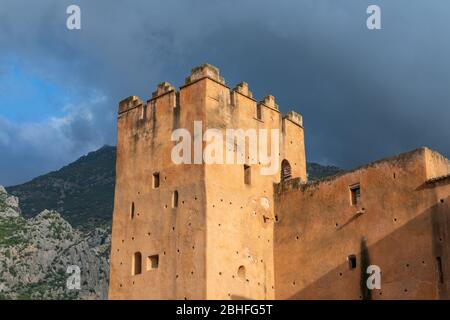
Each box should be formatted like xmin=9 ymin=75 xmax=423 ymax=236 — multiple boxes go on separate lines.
xmin=109 ymin=64 xmax=306 ymax=299
xmin=109 ymin=80 xmax=209 ymax=299
xmin=201 ymin=76 xmax=306 ymax=299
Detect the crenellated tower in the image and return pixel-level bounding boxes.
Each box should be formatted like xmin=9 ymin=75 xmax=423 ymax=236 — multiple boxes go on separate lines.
xmin=109 ymin=64 xmax=307 ymax=299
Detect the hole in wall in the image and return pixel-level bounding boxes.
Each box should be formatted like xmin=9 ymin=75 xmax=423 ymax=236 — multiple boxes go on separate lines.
xmin=437 ymin=256 xmax=444 ymax=283
xmin=256 ymin=104 xmax=262 ymax=120
xmin=348 ymin=255 xmax=357 ymax=270
xmin=172 ymin=190 xmax=179 ymax=208
xmin=132 ymin=252 xmax=142 ymax=275
xmin=153 ymin=172 xmax=160 ymax=188
xmin=237 ymin=265 xmax=246 ymax=280
xmin=244 ymin=164 xmax=251 ymax=185
xmin=281 ymin=159 xmax=292 ymax=181
xmin=147 ymin=255 xmax=159 ymax=270
xmin=130 ymin=202 xmax=135 ymax=220
xmin=350 ymin=184 xmax=361 ymax=206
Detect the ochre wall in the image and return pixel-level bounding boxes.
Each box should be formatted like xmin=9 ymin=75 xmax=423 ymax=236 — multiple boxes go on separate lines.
xmin=202 ymin=77 xmax=306 ymax=299
xmin=109 ymin=80 xmax=209 ymax=299
xmin=109 ymin=64 xmax=306 ymax=300
xmin=274 ymin=148 xmax=450 ymax=299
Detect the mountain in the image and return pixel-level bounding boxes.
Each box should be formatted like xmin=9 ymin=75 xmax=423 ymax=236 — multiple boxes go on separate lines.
xmin=7 ymin=146 xmax=116 ymax=231
xmin=7 ymin=146 xmax=341 ymax=231
xmin=306 ymin=162 xmax=342 ymax=182
xmin=0 ymin=186 xmax=109 ymax=300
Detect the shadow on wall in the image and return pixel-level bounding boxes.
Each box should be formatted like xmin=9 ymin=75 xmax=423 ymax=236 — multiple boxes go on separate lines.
xmin=360 ymin=237 xmax=371 ymax=300
xmin=284 ymin=197 xmax=450 ymax=300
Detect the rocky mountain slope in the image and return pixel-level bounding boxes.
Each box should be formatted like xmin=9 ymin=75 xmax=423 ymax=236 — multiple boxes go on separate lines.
xmin=7 ymin=146 xmax=115 ymax=231
xmin=0 ymin=186 xmax=110 ymax=300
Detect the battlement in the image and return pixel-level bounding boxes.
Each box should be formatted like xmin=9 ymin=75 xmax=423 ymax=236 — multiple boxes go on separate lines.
xmin=117 ymin=64 xmax=305 ymax=129
xmin=185 ymin=63 xmax=225 ymax=85
xmin=260 ymin=95 xmax=279 ymax=111
xmin=151 ymin=82 xmax=176 ymax=99
xmin=233 ymin=82 xmax=254 ymax=99
xmin=283 ymin=111 xmax=303 ymax=127
xmin=118 ymin=95 xmax=144 ymax=114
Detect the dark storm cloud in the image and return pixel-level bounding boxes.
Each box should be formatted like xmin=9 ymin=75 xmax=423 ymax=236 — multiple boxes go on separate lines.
xmin=0 ymin=0 xmax=449 ymax=185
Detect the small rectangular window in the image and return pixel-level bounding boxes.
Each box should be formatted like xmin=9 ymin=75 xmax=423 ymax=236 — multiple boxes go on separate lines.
xmin=147 ymin=255 xmax=159 ymax=270
xmin=132 ymin=252 xmax=142 ymax=275
xmin=348 ymin=254 xmax=357 ymax=270
xmin=130 ymin=202 xmax=135 ymax=219
xmin=256 ymin=104 xmax=262 ymax=120
xmin=350 ymin=184 xmax=361 ymax=206
xmin=153 ymin=172 xmax=160 ymax=189
xmin=437 ymin=256 xmax=444 ymax=284
xmin=244 ymin=165 xmax=251 ymax=185
xmin=172 ymin=191 xmax=179 ymax=208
